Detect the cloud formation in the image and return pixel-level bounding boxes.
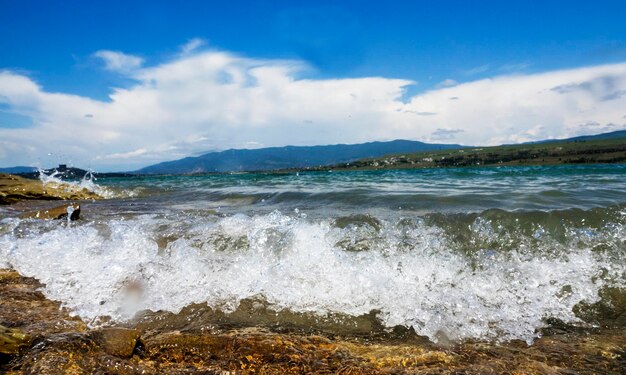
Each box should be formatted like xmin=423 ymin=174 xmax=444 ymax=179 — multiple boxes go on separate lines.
xmin=1 ymin=46 xmax=626 ymax=170
xmin=436 ymin=79 xmax=458 ymax=88
xmin=180 ymin=38 xmax=206 ymax=55
xmin=431 ymin=128 xmax=464 ymax=141
xmin=93 ymin=50 xmax=144 ymax=73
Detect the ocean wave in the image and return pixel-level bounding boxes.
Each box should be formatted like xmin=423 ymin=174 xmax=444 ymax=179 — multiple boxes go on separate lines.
xmin=38 ymin=169 xmax=139 ymax=199
xmin=1 ymin=208 xmax=623 ymax=343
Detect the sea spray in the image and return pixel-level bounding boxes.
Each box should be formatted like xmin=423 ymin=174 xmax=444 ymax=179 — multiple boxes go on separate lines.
xmin=37 ymin=167 xmax=137 ymax=199
xmin=1 ymin=207 xmax=623 ymax=343
xmin=2 ymin=166 xmax=625 ymax=344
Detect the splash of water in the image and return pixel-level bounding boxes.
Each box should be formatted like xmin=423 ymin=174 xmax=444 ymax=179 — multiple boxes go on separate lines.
xmin=1 ymin=209 xmax=623 ymax=343
xmin=36 ymin=168 xmax=133 ymax=199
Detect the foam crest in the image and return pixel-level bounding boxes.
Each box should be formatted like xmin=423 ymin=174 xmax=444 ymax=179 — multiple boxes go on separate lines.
xmin=37 ymin=169 xmax=136 ymax=199
xmin=0 ymin=210 xmax=623 ymax=343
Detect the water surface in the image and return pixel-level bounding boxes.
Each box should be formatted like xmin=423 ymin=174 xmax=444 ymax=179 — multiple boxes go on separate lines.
xmin=1 ymin=165 xmax=624 ymax=343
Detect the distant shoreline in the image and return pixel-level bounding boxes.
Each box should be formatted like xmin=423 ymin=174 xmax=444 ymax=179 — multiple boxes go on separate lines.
xmin=296 ymin=137 xmax=626 ymax=173
xmin=5 ymin=136 xmax=625 ymax=179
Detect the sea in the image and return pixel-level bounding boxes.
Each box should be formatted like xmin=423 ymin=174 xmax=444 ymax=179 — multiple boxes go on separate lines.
xmin=1 ymin=164 xmax=625 ymax=345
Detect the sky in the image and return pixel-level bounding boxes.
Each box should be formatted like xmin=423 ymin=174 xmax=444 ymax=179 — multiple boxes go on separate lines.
xmin=1 ymin=0 xmax=626 ymax=171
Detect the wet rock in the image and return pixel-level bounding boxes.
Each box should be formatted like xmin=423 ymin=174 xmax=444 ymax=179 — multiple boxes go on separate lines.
xmin=335 ymin=214 xmax=382 ymax=231
xmin=574 ymin=286 xmax=626 ymax=328
xmin=334 ymin=214 xmax=383 ymax=252
xmin=0 ymin=325 xmax=31 ymax=355
xmin=0 ymin=173 xmax=101 ymax=205
xmin=0 ymin=269 xmax=87 ymax=337
xmin=141 ymin=330 xmax=373 ymax=374
xmin=19 ymin=331 xmax=146 ymax=374
xmin=1 ymin=268 xmax=625 ymax=373
xmin=0 ymin=269 xmax=20 ymax=284
xmin=19 ymin=203 xmax=81 ymax=221
xmin=89 ymin=328 xmax=140 ymax=358
xmin=132 ymin=300 xmax=396 ymax=339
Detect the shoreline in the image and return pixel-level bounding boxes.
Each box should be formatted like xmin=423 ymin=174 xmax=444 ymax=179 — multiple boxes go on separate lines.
xmin=0 ymin=174 xmax=101 ymax=205
xmin=1 ymin=268 xmax=624 ymax=373
xmin=4 ymin=137 xmax=625 ymax=179
xmin=300 ymin=137 xmax=626 ymax=173
xmin=1 ymin=168 xmax=625 ymax=372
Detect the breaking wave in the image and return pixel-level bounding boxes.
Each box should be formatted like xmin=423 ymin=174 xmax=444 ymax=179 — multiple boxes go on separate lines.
xmin=37 ymin=169 xmax=138 ymax=199
xmin=1 ymin=207 xmax=624 ymax=343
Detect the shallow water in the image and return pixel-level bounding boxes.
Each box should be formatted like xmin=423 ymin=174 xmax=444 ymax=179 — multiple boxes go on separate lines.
xmin=1 ymin=165 xmax=625 ymax=344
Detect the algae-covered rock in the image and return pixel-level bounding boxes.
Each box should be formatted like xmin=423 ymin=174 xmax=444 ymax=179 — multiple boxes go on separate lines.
xmin=18 ymin=331 xmax=145 ymax=374
xmin=0 ymin=325 xmax=31 ymax=355
xmin=574 ymin=286 xmax=626 ymax=328
xmin=0 ymin=173 xmax=101 ymax=205
xmin=89 ymin=328 xmax=140 ymax=358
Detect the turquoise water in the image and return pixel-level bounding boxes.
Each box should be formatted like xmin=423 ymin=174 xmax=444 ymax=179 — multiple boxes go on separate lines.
xmin=1 ymin=164 xmax=625 ymax=343
xmin=96 ymin=164 xmax=626 ymax=214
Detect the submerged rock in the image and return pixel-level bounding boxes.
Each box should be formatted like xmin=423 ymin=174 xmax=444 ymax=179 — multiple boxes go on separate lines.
xmin=19 ymin=203 xmax=81 ymax=221
xmin=334 ymin=214 xmax=384 ymax=252
xmin=0 ymin=173 xmax=101 ymax=205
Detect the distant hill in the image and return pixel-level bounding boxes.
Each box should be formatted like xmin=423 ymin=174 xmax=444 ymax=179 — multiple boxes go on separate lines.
xmin=529 ymin=129 xmax=626 ymax=144
xmin=2 ymin=164 xmax=136 ymax=180
xmin=566 ymin=129 xmax=626 ymax=141
xmin=3 ymin=130 xmax=622 ymax=176
xmin=318 ymin=132 xmax=626 ymax=171
xmin=137 ymin=140 xmax=464 ymax=174
xmin=0 ymin=166 xmax=37 ymax=174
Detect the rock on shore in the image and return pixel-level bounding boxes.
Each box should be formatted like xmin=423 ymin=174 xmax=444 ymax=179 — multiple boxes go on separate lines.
xmin=0 ymin=174 xmax=101 ymax=205
xmin=0 ymin=268 xmax=624 ymax=374
xmin=19 ymin=204 xmax=81 ymax=221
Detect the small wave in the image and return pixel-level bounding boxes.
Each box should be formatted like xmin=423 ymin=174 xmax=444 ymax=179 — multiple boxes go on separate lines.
xmin=37 ymin=169 xmax=138 ymax=199
xmin=1 ymin=209 xmax=624 ymax=344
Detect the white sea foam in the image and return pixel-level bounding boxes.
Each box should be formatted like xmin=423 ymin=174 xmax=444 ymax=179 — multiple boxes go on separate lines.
xmin=0 ymin=211 xmax=623 ymax=343
xmin=37 ymin=169 xmax=136 ymax=199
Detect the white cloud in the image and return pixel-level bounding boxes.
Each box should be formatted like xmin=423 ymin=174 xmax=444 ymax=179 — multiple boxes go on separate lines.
xmin=1 ymin=50 xmax=626 ymax=171
xmin=463 ymin=64 xmax=490 ymax=76
xmin=93 ymin=50 xmax=144 ymax=73
xmin=499 ymin=63 xmax=530 ymax=72
xmin=180 ymin=38 xmax=206 ymax=55
xmin=406 ymin=64 xmax=626 ymax=145
xmin=98 ymin=148 xmax=147 ymax=160
xmin=436 ymin=78 xmax=458 ymax=88
xmin=431 ymin=128 xmax=464 ymax=141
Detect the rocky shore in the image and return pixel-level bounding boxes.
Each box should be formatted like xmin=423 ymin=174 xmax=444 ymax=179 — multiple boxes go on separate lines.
xmin=0 ymin=268 xmax=624 ymax=374
xmin=1 ymin=173 xmax=624 ymax=373
xmin=0 ymin=174 xmax=101 ymax=205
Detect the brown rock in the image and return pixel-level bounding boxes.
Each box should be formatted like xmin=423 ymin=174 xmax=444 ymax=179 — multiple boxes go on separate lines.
xmin=89 ymin=328 xmax=140 ymax=358
xmin=19 ymin=203 xmax=81 ymax=220
xmin=0 ymin=325 xmax=31 ymax=355
xmin=0 ymin=269 xmax=87 ymax=338
xmin=2 ymin=267 xmax=626 ymax=373
xmin=0 ymin=173 xmax=101 ymax=205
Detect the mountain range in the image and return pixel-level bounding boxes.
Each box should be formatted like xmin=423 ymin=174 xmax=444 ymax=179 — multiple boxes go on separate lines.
xmin=136 ymin=139 xmax=464 ymax=174
xmin=2 ymin=130 xmax=624 ymax=175
xmin=137 ymin=129 xmax=626 ymax=174
xmin=527 ymin=129 xmax=626 ymax=144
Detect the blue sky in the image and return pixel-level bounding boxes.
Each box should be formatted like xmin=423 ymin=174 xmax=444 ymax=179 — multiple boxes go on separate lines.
xmin=1 ymin=0 xmax=626 ymax=170
xmin=3 ymin=0 xmax=626 ymax=96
